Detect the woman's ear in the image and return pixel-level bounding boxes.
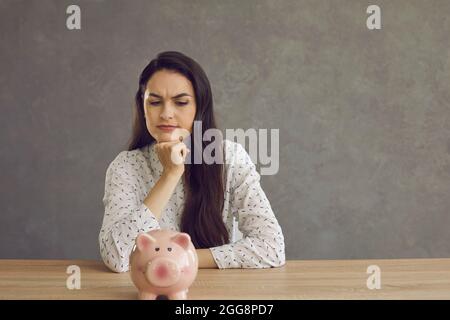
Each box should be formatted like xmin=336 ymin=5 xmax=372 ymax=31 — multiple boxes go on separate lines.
xmin=136 ymin=233 xmax=156 ymax=251
xmin=170 ymin=233 xmax=191 ymax=250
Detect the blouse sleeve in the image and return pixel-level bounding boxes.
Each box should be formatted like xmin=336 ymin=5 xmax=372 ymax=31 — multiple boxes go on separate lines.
xmin=209 ymin=143 xmax=286 ymax=269
xmin=98 ymin=152 xmax=161 ymax=273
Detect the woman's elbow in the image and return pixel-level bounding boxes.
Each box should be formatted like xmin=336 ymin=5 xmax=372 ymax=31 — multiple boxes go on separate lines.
xmin=254 ymin=249 xmax=286 ymax=269
xmin=246 ymin=236 xmax=286 ymax=268
xmin=99 ymin=238 xmax=129 ymax=273
xmin=100 ymin=252 xmax=129 ymax=273
xmin=273 ymin=255 xmax=286 ymax=268
xmin=273 ymin=233 xmax=286 ymax=267
xmin=107 ymin=263 xmax=128 ymax=273
xmin=252 ymin=257 xmax=285 ymax=269
xmin=263 ymin=252 xmax=285 ymax=268
xmin=265 ymin=238 xmax=286 ymax=268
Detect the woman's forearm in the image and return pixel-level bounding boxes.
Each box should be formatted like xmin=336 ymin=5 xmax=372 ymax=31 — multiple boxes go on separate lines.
xmin=143 ymin=172 xmax=182 ymax=221
xmin=197 ymin=249 xmax=219 ymax=268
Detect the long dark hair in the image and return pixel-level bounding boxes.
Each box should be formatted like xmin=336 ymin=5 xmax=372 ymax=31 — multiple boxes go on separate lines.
xmin=128 ymin=51 xmax=229 ymax=248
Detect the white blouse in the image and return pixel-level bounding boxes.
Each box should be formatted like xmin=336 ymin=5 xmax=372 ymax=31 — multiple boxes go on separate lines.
xmin=99 ymin=139 xmax=285 ymax=272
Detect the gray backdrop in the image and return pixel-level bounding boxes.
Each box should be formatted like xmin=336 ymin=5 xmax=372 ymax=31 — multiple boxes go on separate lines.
xmin=1 ymin=0 xmax=449 ymax=261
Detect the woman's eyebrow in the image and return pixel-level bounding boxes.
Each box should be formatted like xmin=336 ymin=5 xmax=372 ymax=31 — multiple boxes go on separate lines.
xmin=148 ymin=92 xmax=192 ymax=99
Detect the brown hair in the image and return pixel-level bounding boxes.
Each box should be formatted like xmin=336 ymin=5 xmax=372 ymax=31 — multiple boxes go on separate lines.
xmin=128 ymin=51 xmax=229 ymax=248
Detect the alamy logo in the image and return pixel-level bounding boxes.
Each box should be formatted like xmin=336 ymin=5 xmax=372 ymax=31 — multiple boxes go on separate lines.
xmin=168 ymin=121 xmax=279 ymax=176
xmin=66 ymin=265 xmax=81 ymax=290
xmin=66 ymin=5 xmax=81 ymax=30
xmin=366 ymin=265 xmax=381 ymax=290
xmin=366 ymin=5 xmax=381 ymax=30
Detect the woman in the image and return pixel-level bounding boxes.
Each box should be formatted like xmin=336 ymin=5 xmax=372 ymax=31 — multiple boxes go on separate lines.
xmin=99 ymin=51 xmax=285 ymax=272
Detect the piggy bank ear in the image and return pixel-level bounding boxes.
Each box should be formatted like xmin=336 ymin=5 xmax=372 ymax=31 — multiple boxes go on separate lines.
xmin=136 ymin=233 xmax=156 ymax=252
xmin=171 ymin=233 xmax=191 ymax=250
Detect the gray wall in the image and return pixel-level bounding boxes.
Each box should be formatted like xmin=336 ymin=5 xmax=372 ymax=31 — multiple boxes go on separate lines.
xmin=1 ymin=0 xmax=449 ymax=260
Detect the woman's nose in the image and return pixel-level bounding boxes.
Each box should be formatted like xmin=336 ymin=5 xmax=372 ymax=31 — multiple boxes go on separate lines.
xmin=160 ymin=104 xmax=174 ymax=120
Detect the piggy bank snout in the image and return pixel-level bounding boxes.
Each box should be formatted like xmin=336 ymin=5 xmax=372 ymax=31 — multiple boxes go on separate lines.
xmin=145 ymin=257 xmax=181 ymax=287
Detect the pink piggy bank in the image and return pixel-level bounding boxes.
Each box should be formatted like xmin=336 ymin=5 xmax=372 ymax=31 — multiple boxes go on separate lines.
xmin=129 ymin=229 xmax=198 ymax=300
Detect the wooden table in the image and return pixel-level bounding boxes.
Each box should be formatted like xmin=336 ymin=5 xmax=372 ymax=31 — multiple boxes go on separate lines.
xmin=0 ymin=259 xmax=449 ymax=299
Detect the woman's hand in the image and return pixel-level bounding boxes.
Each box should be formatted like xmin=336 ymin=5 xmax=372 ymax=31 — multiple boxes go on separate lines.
xmin=155 ymin=139 xmax=190 ymax=178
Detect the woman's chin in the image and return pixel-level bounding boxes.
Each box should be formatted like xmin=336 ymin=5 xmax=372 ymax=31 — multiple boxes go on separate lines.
xmin=155 ymin=129 xmax=190 ymax=143
xmin=155 ymin=133 xmax=173 ymax=143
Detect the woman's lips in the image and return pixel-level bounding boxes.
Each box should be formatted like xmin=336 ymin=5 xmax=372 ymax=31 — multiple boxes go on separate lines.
xmin=157 ymin=125 xmax=179 ymax=132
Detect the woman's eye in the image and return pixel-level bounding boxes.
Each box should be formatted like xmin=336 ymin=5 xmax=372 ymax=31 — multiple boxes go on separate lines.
xmin=167 ymin=247 xmax=172 ymax=252
xmin=176 ymin=101 xmax=188 ymax=106
xmin=155 ymin=247 xmax=160 ymax=251
xmin=149 ymin=101 xmax=160 ymax=106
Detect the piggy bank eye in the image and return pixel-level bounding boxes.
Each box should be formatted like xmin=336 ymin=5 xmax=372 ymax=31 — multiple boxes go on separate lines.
xmin=167 ymin=247 xmax=172 ymax=252
xmin=155 ymin=247 xmax=160 ymax=251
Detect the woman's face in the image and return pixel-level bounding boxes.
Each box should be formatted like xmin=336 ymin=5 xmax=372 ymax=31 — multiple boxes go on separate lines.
xmin=143 ymin=69 xmax=196 ymax=143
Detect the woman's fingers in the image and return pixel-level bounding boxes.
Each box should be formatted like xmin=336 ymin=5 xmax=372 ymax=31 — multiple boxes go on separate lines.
xmin=156 ymin=140 xmax=190 ymax=165
xmin=170 ymin=142 xmax=190 ymax=165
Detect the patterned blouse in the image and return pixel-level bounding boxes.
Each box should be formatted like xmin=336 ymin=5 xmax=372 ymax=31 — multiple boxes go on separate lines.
xmin=99 ymin=139 xmax=285 ymax=272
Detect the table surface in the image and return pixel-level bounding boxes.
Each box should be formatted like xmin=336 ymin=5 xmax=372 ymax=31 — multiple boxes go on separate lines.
xmin=1 ymin=258 xmax=449 ymax=299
